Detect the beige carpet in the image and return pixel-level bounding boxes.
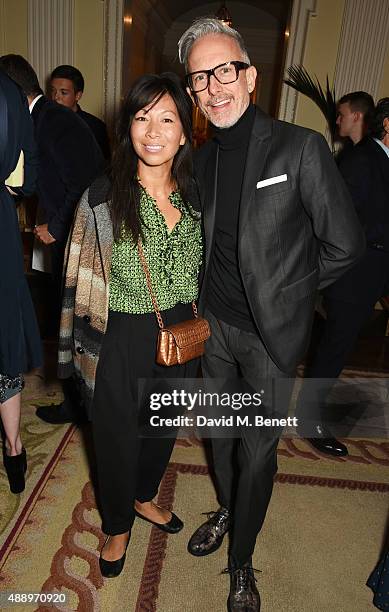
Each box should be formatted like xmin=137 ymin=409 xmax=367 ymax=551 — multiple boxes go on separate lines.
xmin=0 ymin=371 xmax=388 ymax=612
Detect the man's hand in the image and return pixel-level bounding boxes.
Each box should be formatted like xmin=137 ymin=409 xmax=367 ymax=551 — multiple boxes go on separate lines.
xmin=34 ymin=223 xmax=56 ymax=245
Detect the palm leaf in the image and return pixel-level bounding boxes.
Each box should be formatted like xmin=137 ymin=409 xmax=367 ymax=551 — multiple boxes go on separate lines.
xmin=284 ymin=65 xmax=337 ymax=144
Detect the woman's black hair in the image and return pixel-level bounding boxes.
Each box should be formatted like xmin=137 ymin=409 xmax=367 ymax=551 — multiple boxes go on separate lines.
xmin=109 ymin=72 xmax=193 ymax=242
xmin=369 ymin=97 xmax=389 ymax=140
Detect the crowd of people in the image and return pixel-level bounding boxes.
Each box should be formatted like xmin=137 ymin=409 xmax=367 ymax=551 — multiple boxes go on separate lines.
xmin=1 ymin=16 xmax=388 ymax=612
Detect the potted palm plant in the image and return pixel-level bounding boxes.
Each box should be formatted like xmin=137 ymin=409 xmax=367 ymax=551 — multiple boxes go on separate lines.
xmin=284 ymin=65 xmax=337 ymax=151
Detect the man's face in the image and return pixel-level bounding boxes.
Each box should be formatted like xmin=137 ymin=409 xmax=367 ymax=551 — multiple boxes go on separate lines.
xmin=50 ymin=78 xmax=82 ymax=112
xmin=186 ymin=34 xmax=257 ymax=129
xmin=336 ymin=102 xmax=358 ymax=138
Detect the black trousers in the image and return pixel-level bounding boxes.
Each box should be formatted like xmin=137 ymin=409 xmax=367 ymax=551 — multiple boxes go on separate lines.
xmin=202 ymin=309 xmax=294 ymax=567
xmin=92 ymin=303 xmax=195 ymax=535
xmin=50 ymin=240 xmax=85 ymax=417
xmin=296 ymin=289 xmax=389 ymax=426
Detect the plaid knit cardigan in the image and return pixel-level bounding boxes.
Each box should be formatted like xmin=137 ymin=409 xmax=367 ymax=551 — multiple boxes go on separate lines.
xmin=58 ymin=175 xmax=113 ymax=415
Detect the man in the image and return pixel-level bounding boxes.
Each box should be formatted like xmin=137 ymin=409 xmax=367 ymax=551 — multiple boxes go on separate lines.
xmin=0 ymin=54 xmax=104 ymax=424
xmin=177 ymin=18 xmax=364 ymax=611
xmin=335 ymin=91 xmax=374 ymax=166
xmin=297 ymin=90 xmax=373 ymax=456
xmin=336 ymin=91 xmax=374 ymax=145
xmin=50 ymin=64 xmax=110 ymax=160
xmin=297 ymin=98 xmax=389 ymax=457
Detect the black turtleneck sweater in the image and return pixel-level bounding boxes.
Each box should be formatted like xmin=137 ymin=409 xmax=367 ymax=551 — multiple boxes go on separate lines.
xmin=206 ymin=104 xmax=257 ymax=333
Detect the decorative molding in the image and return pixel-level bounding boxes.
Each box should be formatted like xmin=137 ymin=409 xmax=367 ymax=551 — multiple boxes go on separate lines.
xmin=333 ymin=0 xmax=389 ymax=100
xmin=103 ymin=0 xmax=124 ymax=132
xmin=27 ymin=0 xmax=74 ymax=89
xmin=278 ymin=0 xmax=318 ymax=122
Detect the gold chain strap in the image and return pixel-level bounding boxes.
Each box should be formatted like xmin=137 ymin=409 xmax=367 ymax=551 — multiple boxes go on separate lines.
xmin=137 ymin=239 xmax=198 ymax=326
xmin=192 ymin=301 xmax=198 ymax=318
xmin=137 ymin=240 xmax=164 ymax=329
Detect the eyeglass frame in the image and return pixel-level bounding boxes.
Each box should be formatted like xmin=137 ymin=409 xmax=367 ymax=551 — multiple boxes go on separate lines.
xmin=185 ymin=60 xmax=250 ymax=93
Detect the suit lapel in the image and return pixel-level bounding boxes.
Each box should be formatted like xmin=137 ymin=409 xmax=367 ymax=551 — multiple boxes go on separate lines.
xmin=239 ymin=108 xmax=272 ymax=233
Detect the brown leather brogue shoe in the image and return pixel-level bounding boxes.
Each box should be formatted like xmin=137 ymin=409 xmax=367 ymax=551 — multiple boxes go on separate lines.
xmin=187 ymin=506 xmax=231 ymax=556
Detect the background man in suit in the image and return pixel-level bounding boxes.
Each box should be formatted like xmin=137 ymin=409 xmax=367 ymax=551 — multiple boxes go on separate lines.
xmin=297 ymin=98 xmax=389 ymax=457
xmin=0 ymin=54 xmax=104 ymax=424
xmin=178 ymin=18 xmax=364 ymax=611
xmin=335 ymin=91 xmax=374 ymax=165
xmin=50 ymin=65 xmax=110 ymax=161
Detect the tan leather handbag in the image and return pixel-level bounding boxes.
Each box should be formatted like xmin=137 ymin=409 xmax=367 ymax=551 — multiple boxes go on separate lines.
xmin=137 ymin=240 xmax=211 ymax=366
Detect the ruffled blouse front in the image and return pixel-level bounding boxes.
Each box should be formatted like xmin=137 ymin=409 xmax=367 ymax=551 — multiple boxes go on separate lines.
xmin=108 ymin=187 xmax=202 ymax=314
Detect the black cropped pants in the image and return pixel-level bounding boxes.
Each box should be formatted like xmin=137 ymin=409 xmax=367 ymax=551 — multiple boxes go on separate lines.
xmin=92 ymin=303 xmax=196 ymax=535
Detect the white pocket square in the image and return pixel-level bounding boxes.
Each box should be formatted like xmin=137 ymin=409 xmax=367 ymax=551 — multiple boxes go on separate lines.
xmin=257 ymin=174 xmax=287 ymax=189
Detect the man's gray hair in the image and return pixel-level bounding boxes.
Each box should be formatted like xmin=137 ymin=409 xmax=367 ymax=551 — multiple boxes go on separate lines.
xmin=178 ymin=17 xmax=251 ymax=71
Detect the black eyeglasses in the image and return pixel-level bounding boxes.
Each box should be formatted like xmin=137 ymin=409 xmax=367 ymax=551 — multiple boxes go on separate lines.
xmin=186 ymin=61 xmax=250 ymax=93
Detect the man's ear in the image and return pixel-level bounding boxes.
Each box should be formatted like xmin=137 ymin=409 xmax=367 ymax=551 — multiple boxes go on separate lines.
xmin=75 ymin=90 xmax=83 ymax=103
xmin=246 ymin=65 xmax=257 ymax=94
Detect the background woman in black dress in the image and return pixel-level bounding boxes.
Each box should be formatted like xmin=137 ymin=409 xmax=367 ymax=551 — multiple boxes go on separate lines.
xmin=0 ymin=68 xmax=42 ymax=493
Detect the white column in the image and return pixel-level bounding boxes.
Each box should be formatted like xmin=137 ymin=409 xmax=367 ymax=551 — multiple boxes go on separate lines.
xmin=333 ymin=0 xmax=389 ymax=99
xmin=0 ymin=0 xmax=5 ymax=57
xmin=102 ymin=0 xmax=124 ymax=133
xmin=27 ymin=0 xmax=74 ymax=88
xmin=278 ymin=0 xmax=318 ymax=122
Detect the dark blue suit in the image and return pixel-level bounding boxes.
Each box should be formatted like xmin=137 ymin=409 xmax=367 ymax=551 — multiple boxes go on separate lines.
xmin=77 ymin=105 xmax=110 ymax=160
xmin=325 ymin=137 xmax=389 ymax=306
xmin=30 ymin=95 xmax=104 ymax=314
xmin=31 ymin=96 xmax=104 ymax=245
xmin=297 ymin=137 xmax=389 ymax=424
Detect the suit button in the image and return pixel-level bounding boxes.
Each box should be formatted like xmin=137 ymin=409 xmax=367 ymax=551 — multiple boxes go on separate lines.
xmin=76 ymin=346 xmax=85 ymax=354
xmin=83 ymin=315 xmax=91 ymax=323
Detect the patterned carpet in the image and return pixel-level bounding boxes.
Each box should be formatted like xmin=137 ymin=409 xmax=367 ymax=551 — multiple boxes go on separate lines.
xmin=0 ymin=369 xmax=388 ymax=611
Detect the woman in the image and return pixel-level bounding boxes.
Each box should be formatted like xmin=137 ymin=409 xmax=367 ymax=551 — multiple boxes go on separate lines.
xmin=0 ymin=69 xmax=42 ymax=494
xmin=58 ymin=73 xmax=202 ymax=577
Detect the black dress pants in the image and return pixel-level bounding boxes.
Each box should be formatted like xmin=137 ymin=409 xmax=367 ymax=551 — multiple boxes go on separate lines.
xmin=202 ymin=309 xmax=294 ymax=567
xmin=92 ymin=303 xmax=195 ymax=535
xmin=51 ymin=240 xmax=85 ymax=417
xmin=296 ymin=251 xmax=389 ymax=426
xmin=50 ymin=240 xmax=66 ymax=321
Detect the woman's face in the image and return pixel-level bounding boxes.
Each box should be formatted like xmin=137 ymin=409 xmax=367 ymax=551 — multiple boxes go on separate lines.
xmin=130 ymin=93 xmax=186 ymax=171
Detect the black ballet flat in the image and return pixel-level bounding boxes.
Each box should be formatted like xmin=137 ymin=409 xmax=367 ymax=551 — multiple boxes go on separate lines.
xmin=99 ymin=536 xmax=130 ymax=578
xmin=134 ymin=508 xmax=184 ymax=534
xmin=3 ymin=448 xmax=27 ymax=494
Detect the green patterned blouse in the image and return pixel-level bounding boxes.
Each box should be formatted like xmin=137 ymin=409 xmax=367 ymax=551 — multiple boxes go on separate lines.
xmin=109 ymin=187 xmax=202 ymax=314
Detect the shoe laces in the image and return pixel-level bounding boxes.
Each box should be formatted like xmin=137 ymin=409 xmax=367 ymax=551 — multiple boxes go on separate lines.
xmin=221 ymin=565 xmax=261 ymax=587
xmin=202 ymin=507 xmax=229 ymax=523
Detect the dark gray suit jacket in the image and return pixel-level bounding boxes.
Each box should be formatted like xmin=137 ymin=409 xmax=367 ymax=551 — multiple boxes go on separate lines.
xmin=195 ymin=106 xmax=365 ymax=373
